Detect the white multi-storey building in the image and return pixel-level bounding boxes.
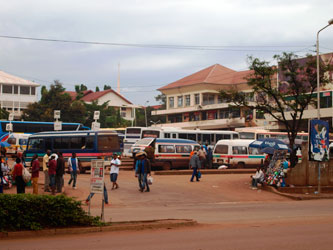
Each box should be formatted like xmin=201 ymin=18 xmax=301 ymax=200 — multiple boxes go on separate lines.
xmin=0 ymin=70 xmax=39 ymax=118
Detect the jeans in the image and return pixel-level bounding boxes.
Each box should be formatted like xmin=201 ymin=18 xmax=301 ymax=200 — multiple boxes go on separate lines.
xmin=138 ymin=173 xmax=149 ymax=191
xmin=86 ymin=185 xmax=108 ymax=204
xmin=49 ymin=174 xmax=56 ymax=187
xmin=15 ymin=176 xmax=25 ymax=193
xmin=68 ymin=171 xmax=77 ymax=187
xmin=32 ymin=177 xmax=38 ymax=194
xmin=44 ymin=170 xmax=50 ymax=191
xmin=190 ymin=167 xmax=199 ymax=182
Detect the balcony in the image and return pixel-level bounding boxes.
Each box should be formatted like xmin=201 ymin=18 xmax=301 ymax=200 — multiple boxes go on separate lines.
xmin=152 ymin=103 xmax=230 ymax=116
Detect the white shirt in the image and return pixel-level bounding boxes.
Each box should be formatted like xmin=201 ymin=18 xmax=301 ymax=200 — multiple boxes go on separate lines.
xmin=110 ymin=158 xmax=121 ymax=174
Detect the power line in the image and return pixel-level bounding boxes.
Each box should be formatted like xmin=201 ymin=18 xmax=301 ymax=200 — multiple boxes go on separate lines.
xmin=0 ymin=35 xmax=313 ymax=52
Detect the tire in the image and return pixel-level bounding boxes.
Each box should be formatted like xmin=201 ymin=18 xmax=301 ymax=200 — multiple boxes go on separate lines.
xmin=163 ymin=162 xmax=172 ymax=170
xmin=237 ymin=162 xmax=245 ymax=169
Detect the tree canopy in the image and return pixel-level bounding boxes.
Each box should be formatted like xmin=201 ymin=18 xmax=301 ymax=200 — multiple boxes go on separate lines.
xmin=220 ymin=52 xmax=332 ymax=166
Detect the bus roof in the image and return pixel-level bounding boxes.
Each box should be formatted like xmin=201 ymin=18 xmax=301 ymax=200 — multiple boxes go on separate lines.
xmin=28 ymin=130 xmax=117 ymax=137
xmin=215 ymin=139 xmax=255 ymax=146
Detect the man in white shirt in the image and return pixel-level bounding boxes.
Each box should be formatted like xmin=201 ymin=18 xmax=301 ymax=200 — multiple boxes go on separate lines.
xmin=251 ymin=167 xmax=265 ymax=189
xmin=110 ymin=154 xmax=121 ymax=190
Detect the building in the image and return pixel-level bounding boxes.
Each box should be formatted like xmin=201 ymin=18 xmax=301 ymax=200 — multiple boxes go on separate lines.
xmin=65 ymin=89 xmax=137 ymax=122
xmin=152 ymin=64 xmax=265 ymax=130
xmin=0 ymin=70 xmax=40 ymax=118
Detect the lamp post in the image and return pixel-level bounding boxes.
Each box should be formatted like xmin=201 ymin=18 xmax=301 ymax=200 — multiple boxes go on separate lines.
xmin=144 ymin=101 xmax=149 ymax=127
xmin=315 ymin=18 xmax=333 ymax=194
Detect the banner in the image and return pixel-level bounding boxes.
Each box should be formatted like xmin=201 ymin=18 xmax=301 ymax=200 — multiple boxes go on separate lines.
xmin=309 ymin=119 xmax=330 ymax=162
xmin=90 ymin=160 xmax=105 ymax=193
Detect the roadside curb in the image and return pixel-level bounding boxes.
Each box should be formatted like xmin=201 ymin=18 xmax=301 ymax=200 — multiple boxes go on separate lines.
xmin=262 ymin=185 xmax=333 ymax=200
xmin=0 ymin=219 xmax=197 ymax=239
xmin=154 ymin=169 xmax=256 ymax=175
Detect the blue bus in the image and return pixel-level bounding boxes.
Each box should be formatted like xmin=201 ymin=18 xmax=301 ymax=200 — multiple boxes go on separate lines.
xmin=24 ymin=130 xmax=121 ymax=173
xmin=0 ymin=121 xmax=89 ymax=141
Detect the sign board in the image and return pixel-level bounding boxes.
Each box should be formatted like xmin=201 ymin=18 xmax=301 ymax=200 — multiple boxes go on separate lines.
xmin=92 ymin=121 xmax=100 ymax=131
xmin=54 ymin=121 xmax=62 ymax=131
xmin=309 ymin=119 xmax=330 ymax=162
xmin=8 ymin=113 xmax=14 ymax=121
xmin=6 ymin=123 xmax=13 ymax=132
xmin=93 ymin=111 xmax=100 ymax=120
xmin=90 ymin=160 xmax=105 ymax=194
xmin=54 ymin=110 xmax=61 ymax=119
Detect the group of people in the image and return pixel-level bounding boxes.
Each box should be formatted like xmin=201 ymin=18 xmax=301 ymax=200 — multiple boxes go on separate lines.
xmin=197 ymin=144 xmax=213 ymax=169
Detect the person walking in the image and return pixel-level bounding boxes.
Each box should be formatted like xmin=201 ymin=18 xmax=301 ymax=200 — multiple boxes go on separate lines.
xmin=135 ymin=152 xmax=151 ymax=192
xmin=56 ymin=152 xmax=65 ymax=193
xmin=189 ymin=151 xmax=201 ymax=182
xmin=42 ymin=150 xmax=51 ymax=192
xmin=12 ymin=158 xmax=25 ymax=193
xmin=206 ymin=147 xmax=213 ymax=169
xmin=68 ymin=153 xmax=79 ymax=189
xmin=31 ymin=154 xmax=40 ymax=194
xmin=48 ymin=155 xmax=57 ymax=195
xmin=110 ymin=154 xmax=121 ymax=190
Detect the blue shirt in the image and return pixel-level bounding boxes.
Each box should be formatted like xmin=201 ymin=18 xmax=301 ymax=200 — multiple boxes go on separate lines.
xmin=71 ymin=158 xmax=77 ymax=171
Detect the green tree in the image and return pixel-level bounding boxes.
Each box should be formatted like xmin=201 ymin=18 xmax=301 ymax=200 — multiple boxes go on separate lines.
xmin=220 ymin=52 xmax=332 ymax=167
xmin=0 ymin=108 xmax=9 ymax=120
xmin=96 ymin=86 xmax=100 ymax=92
xmin=103 ymin=85 xmax=112 ymax=90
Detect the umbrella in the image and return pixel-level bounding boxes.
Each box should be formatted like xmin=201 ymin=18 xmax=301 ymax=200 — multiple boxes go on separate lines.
xmin=0 ymin=141 xmax=11 ymax=147
xmin=249 ymin=138 xmax=290 ymax=153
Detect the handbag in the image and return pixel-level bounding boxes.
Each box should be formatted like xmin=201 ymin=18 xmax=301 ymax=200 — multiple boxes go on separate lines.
xmin=197 ymin=171 xmax=202 ymax=179
xmin=147 ymin=176 xmax=153 ymax=185
xmin=22 ymin=166 xmax=31 ymax=183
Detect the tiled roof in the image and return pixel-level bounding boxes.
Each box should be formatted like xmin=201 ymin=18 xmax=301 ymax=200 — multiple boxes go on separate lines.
xmin=81 ymin=89 xmax=133 ymax=104
xmin=158 ymin=64 xmax=253 ymax=91
xmin=0 ymin=70 xmax=40 ymax=86
xmin=64 ymin=90 xmax=93 ymax=101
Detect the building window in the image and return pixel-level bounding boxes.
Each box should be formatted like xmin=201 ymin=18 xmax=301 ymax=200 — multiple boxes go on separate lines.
xmin=14 ymin=86 xmax=18 ymax=94
xmin=121 ymin=107 xmax=127 ymax=111
xmin=178 ymin=96 xmax=183 ymax=107
xmin=168 ymin=114 xmax=182 ymax=123
xmin=169 ymin=97 xmax=174 ymax=108
xmin=195 ymin=94 xmax=200 ymax=105
xmin=3 ymin=85 xmax=13 ymax=94
xmin=20 ymin=86 xmax=30 ymax=95
xmin=320 ymin=92 xmax=332 ymax=108
xmin=121 ymin=112 xmax=126 ymax=118
xmin=256 ymin=110 xmax=265 ymax=119
xmin=185 ymin=95 xmax=190 ymax=106
xmin=219 ymin=109 xmax=230 ymax=119
xmin=202 ymin=94 xmax=215 ymax=105
xmin=31 ymin=87 xmax=36 ymax=95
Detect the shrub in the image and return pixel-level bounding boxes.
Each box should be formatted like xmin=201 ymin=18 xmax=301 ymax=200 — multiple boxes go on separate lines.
xmin=0 ymin=194 xmax=100 ymax=231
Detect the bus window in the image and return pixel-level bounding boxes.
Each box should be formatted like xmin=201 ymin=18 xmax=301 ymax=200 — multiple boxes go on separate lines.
xmin=257 ymin=134 xmax=266 ymax=139
xmin=164 ymin=133 xmax=171 ymax=138
xmin=28 ymin=138 xmax=44 ymax=150
xmin=85 ymin=136 xmax=95 ymax=149
xmin=70 ymin=137 xmax=86 ymax=149
xmin=239 ymin=132 xmax=255 ymax=139
xmin=249 ymin=147 xmax=261 ymax=155
xmin=142 ymin=130 xmax=160 ymax=138
xmin=176 ymin=145 xmax=192 ymax=153
xmin=45 ymin=138 xmax=52 ymax=151
xmin=179 ymin=133 xmax=187 ymax=139
xmin=216 ymin=134 xmax=223 ymax=142
xmin=19 ymin=139 xmax=28 ymax=145
xmin=188 ymin=134 xmax=196 ymax=141
xmin=172 ymin=134 xmax=177 ymax=139
xmin=232 ymin=146 xmax=247 ymax=155
xmin=214 ymin=145 xmax=228 ymax=154
xmin=7 ymin=137 xmax=16 ymax=144
xmin=126 ymin=128 xmax=141 ymax=134
xmin=98 ymin=135 xmax=119 ymax=151
xmin=158 ymin=145 xmax=175 ymax=153
xmin=233 ymin=134 xmax=239 ymax=139
xmin=54 ymin=137 xmax=70 ymax=150
xmin=203 ymin=134 xmax=211 ymax=145
xmin=223 ymin=134 xmax=231 ymax=139
xmin=197 ymin=134 xmax=202 ymax=144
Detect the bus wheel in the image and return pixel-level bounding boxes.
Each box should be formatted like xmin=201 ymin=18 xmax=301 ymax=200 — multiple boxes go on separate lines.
xmin=237 ymin=162 xmax=245 ymax=169
xmin=163 ymin=162 xmax=172 ymax=170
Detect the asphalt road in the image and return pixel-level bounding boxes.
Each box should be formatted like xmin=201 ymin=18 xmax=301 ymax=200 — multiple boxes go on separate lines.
xmin=3 ymin=171 xmax=333 ymax=249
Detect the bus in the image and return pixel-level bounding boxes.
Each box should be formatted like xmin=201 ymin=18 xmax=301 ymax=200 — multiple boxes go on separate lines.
xmin=123 ymin=127 xmax=145 ymax=157
xmin=235 ymin=128 xmax=308 ymax=143
xmin=0 ymin=120 xmax=90 ymax=138
xmin=141 ymin=127 xmax=239 ymax=146
xmin=24 ymin=130 xmax=120 ymax=173
xmin=5 ymin=133 xmax=30 ymax=155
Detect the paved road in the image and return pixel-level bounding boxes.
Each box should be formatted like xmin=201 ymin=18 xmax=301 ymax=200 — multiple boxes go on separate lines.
xmin=3 ymin=171 xmax=333 ymax=249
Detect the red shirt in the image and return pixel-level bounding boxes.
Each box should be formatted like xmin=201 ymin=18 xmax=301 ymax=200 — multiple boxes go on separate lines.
xmin=48 ymin=159 xmax=57 ymax=175
xmin=31 ymin=159 xmax=40 ymax=178
xmin=12 ymin=163 xmax=23 ymax=178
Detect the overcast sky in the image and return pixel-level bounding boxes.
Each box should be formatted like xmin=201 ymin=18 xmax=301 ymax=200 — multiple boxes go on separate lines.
xmin=0 ymin=0 xmax=332 ymax=105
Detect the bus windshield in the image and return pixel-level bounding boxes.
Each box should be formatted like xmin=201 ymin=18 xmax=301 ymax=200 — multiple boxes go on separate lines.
xmin=142 ymin=130 xmax=160 ymax=138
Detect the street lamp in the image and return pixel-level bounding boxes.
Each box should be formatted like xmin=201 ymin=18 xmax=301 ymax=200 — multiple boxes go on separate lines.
xmin=144 ymin=101 xmax=149 ymax=127
xmin=316 ymin=18 xmax=333 ymax=119
xmin=315 ymin=18 xmax=333 ymax=194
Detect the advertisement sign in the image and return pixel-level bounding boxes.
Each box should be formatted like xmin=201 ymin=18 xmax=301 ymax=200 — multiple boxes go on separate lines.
xmin=309 ymin=119 xmax=330 ymax=162
xmin=90 ymin=160 xmax=104 ymax=194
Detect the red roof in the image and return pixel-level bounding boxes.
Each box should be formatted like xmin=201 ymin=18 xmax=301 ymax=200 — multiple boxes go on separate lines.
xmin=80 ymin=89 xmax=132 ymax=104
xmin=64 ymin=90 xmax=93 ymax=101
xmin=150 ymin=105 xmax=163 ymax=110
xmin=158 ymin=64 xmax=253 ymax=90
